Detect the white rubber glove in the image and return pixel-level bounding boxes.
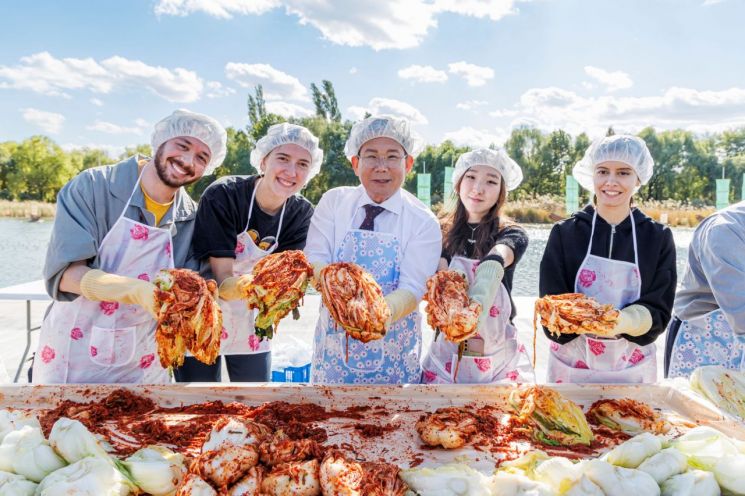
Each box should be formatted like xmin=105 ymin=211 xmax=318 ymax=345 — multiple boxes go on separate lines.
xmin=468 ymin=260 xmax=505 ymax=329
xmin=384 ymin=289 xmax=418 ymax=329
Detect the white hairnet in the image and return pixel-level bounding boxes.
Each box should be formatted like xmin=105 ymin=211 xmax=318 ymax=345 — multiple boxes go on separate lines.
xmin=344 ymin=115 xmax=424 ymax=161
xmin=151 ymin=109 xmax=227 ymax=175
xmin=250 ymin=123 xmax=324 ymax=184
xmin=573 ymin=134 xmax=654 ymax=192
xmin=452 ymin=148 xmax=523 ymax=191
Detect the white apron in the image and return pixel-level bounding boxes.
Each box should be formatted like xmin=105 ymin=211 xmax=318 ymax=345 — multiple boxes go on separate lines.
xmin=33 ymin=165 xmax=172 ymax=384
xmin=668 ymin=309 xmax=745 ymax=378
xmin=220 ymin=179 xmax=284 ymax=355
xmin=311 ymin=220 xmax=422 ymax=384
xmin=421 ymin=256 xmax=534 ymax=384
xmin=547 ymin=211 xmax=657 ymax=383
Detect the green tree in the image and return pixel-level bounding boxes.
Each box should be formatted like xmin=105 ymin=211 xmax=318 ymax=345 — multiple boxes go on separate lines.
xmin=310 ymin=80 xmax=341 ymax=122
xmin=247 ymin=85 xmax=285 ymax=141
xmin=8 ymin=136 xmax=75 ymax=201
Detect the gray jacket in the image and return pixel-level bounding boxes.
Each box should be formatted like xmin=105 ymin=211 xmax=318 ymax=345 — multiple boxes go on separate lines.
xmin=674 ymin=201 xmax=745 ymax=334
xmin=43 ymin=155 xmax=198 ymax=301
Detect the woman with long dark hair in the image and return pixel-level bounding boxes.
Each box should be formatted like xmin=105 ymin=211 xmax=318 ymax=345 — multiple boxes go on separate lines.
xmin=421 ymin=148 xmax=534 ymax=383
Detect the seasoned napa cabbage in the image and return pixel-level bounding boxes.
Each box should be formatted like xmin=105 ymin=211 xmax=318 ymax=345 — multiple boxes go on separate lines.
xmin=509 ymin=386 xmax=594 ymax=446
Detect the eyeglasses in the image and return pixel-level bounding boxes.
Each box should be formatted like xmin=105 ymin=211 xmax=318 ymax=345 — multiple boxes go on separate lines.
xmin=358 ymin=154 xmax=407 ymax=168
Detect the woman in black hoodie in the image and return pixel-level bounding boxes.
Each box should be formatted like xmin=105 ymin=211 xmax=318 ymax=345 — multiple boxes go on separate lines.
xmin=539 ymin=135 xmax=676 ymax=383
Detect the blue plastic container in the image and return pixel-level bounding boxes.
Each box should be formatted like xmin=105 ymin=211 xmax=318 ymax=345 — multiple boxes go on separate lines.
xmin=271 ymin=363 xmax=311 ymax=383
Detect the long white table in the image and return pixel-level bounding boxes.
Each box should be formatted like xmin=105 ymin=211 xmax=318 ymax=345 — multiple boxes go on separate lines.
xmin=0 ymin=279 xmax=50 ymax=382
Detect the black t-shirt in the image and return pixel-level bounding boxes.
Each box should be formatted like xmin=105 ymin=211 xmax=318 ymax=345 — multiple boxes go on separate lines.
xmin=441 ymin=224 xmax=529 ymax=321
xmin=192 ymin=175 xmax=314 ymax=264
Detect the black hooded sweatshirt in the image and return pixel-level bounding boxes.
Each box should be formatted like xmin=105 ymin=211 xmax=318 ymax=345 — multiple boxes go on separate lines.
xmin=539 ymin=205 xmax=676 ymax=347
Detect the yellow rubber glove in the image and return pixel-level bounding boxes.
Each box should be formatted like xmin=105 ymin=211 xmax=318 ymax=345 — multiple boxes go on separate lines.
xmin=468 ymin=260 xmax=505 ymax=329
xmin=80 ymin=269 xmax=158 ymax=318
xmin=612 ymin=304 xmax=653 ymax=337
xmin=218 ymin=275 xmax=253 ymax=301
xmin=384 ymin=288 xmax=418 ymax=329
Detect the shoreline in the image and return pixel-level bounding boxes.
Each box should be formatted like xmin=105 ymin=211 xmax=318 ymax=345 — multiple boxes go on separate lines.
xmin=0 ymin=199 xmax=719 ymax=227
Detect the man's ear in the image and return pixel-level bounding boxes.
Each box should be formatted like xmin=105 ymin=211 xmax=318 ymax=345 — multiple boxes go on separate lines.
xmin=350 ymin=156 xmax=360 ymax=176
xmin=405 ymin=155 xmax=415 ymax=173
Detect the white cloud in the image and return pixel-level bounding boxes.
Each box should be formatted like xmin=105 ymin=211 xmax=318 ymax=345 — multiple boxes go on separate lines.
xmin=448 ymin=61 xmax=494 ymax=87
xmin=206 ymin=81 xmax=236 ymax=98
xmin=398 ymin=64 xmax=448 ymax=83
xmin=154 ymin=0 xmax=280 ymax=18
xmin=225 ymin=62 xmax=308 ymax=101
xmin=488 ymin=108 xmax=518 ymax=117
xmin=584 ymin=66 xmax=633 ymax=92
xmin=0 ymin=52 xmax=203 ymax=102
xmin=265 ymin=101 xmax=314 ymax=117
xmin=433 ymin=0 xmax=517 ymax=21
xmin=154 ymin=0 xmax=518 ymax=50
xmin=349 ymin=67 xmax=358 ymax=75
xmin=490 ymin=85 xmax=745 ymax=137
xmin=456 ymin=99 xmax=489 ymax=110
xmin=442 ymin=126 xmax=508 ymax=148
xmin=90 ymin=97 xmax=104 ymax=107
xmin=702 ymin=0 xmax=725 ymax=5
xmin=347 ymin=97 xmax=428 ymax=124
xmin=87 ymin=119 xmax=147 ymax=135
xmin=21 ymin=108 xmax=65 ymax=134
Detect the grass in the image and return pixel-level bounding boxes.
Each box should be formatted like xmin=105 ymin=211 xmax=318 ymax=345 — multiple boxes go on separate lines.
xmin=0 ymin=200 xmax=56 ymax=219
xmin=503 ymin=196 xmax=717 ymax=227
xmin=0 ymin=197 xmax=721 ymax=227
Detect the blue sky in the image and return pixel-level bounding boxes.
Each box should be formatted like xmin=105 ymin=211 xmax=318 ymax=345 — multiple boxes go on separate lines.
xmin=2 ymin=0 xmax=744 ymax=156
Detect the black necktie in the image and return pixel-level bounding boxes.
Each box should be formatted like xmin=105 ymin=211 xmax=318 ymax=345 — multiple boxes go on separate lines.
xmin=359 ymin=204 xmax=385 ymax=231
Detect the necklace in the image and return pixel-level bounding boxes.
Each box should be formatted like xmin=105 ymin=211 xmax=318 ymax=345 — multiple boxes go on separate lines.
xmin=467 ymin=224 xmax=478 ymax=244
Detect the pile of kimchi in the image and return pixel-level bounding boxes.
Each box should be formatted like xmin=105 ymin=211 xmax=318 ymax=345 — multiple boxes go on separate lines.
xmin=243 ymin=250 xmax=314 ymax=340
xmin=423 ymin=270 xmax=481 ymax=344
xmin=318 ymin=262 xmax=390 ymax=343
xmin=154 ymin=268 xmax=222 ymax=368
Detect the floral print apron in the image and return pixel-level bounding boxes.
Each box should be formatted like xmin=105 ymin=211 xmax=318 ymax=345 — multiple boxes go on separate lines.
xmin=219 ymin=179 xmax=284 ymax=355
xmin=311 ymin=223 xmax=421 ymax=384
xmin=547 ymin=211 xmax=657 ymax=383
xmin=667 ymin=309 xmax=745 ymax=378
xmin=33 ymin=165 xmax=172 ymax=384
xmin=421 ymin=256 xmax=534 ymax=384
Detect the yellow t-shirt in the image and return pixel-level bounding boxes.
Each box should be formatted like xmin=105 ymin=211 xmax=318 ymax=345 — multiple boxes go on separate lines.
xmin=138 ymin=159 xmax=174 ymax=225
xmin=141 ymin=185 xmax=173 ymax=225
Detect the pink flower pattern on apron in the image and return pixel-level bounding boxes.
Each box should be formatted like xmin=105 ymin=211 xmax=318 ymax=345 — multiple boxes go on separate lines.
xmin=90 ymin=346 xmax=98 ymax=357
xmin=422 ymin=370 xmax=437 ymax=383
xmin=41 ymin=346 xmax=55 ymax=364
xmin=588 ymin=340 xmax=606 ymax=356
xmin=575 ymin=360 xmax=589 ymax=369
xmin=489 ymin=306 xmax=500 ymax=317
xmin=99 ymin=301 xmax=119 ymax=316
xmin=137 ymin=273 xmax=150 ymax=281
xmin=139 ymin=354 xmax=155 ymax=369
xmin=130 ymin=224 xmax=149 ymax=240
xmin=578 ymin=269 xmax=596 ymax=288
xmin=70 ymin=328 xmax=83 ymax=340
xmin=248 ymin=334 xmax=261 ymax=352
xmin=474 ymin=358 xmax=491 ymax=372
xmin=235 ymin=240 xmax=245 ymax=255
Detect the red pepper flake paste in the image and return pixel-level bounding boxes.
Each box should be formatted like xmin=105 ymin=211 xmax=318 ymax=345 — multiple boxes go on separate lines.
xmin=353 ymin=422 xmax=399 ymax=438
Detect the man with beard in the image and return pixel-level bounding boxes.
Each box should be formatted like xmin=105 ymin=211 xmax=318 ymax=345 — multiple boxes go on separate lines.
xmin=32 ymin=109 xmax=227 ymax=384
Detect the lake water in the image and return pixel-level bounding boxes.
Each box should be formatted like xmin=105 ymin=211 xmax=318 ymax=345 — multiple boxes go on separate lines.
xmin=0 ymin=219 xmax=695 ymax=293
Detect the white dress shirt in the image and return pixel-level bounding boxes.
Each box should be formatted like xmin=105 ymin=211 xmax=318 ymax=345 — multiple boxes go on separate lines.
xmin=305 ymin=185 xmax=441 ymax=299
